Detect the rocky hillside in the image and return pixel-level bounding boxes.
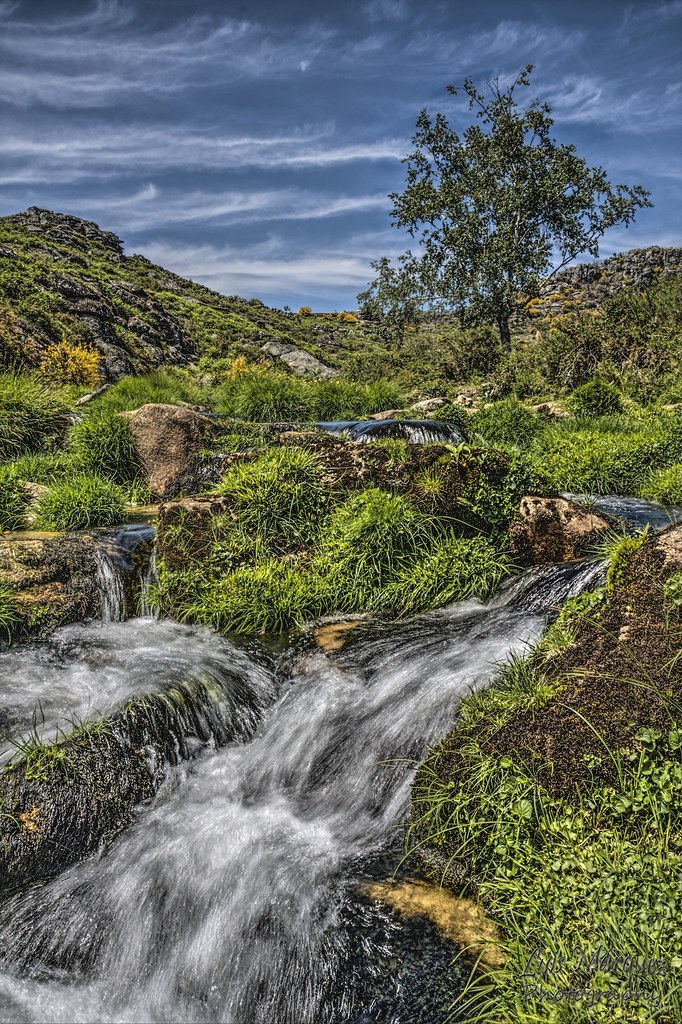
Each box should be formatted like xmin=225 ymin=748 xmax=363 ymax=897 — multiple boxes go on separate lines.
xmin=0 ymin=208 xmax=350 ymax=379
xmin=530 ymin=244 xmax=682 ymax=316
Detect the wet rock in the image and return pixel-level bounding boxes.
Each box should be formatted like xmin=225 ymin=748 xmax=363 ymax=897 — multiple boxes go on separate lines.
xmin=509 ymin=496 xmax=611 ymax=564
xmin=121 ymin=403 xmax=220 ymax=499
xmin=0 ymin=534 xmax=101 ymax=636
xmin=0 ymin=673 xmax=267 ymax=890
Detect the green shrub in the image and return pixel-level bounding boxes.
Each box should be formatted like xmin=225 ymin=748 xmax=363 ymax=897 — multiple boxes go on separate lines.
xmin=0 ymin=582 xmax=18 ymax=640
xmin=381 ymin=533 xmax=511 ymax=615
xmin=469 ymin=398 xmax=543 ymax=448
xmin=531 ymin=417 xmax=682 ymax=494
xmin=87 ymin=369 xmax=207 ymax=416
xmin=0 ymin=372 xmax=71 ymax=458
xmin=6 ymin=450 xmax=74 ymax=484
xmin=34 ymin=474 xmax=125 ymax=531
xmin=567 ymin=378 xmax=623 ymax=417
xmin=213 ymin=447 xmax=328 ymax=553
xmin=640 ymin=464 xmax=682 ymax=505
xmin=217 ymin=368 xmax=313 ymax=421
xmin=312 ymin=488 xmax=435 ymax=610
xmin=185 ymin=559 xmax=317 ymax=634
xmin=0 ymin=468 xmax=30 ymax=530
xmin=70 ymin=414 xmax=140 ymax=483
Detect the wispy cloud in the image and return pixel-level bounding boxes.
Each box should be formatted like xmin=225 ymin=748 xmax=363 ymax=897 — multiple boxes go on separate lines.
xmin=139 ymin=236 xmax=381 ymax=299
xmin=0 ymin=2 xmax=332 ymax=108
xmin=0 ymin=125 xmax=404 ymax=185
xmin=47 ymin=187 xmax=389 ymax=232
xmin=546 ymin=74 xmax=682 ymax=131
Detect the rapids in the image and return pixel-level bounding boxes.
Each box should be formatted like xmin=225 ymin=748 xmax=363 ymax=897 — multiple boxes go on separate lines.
xmin=0 ymin=497 xmax=678 ymax=1022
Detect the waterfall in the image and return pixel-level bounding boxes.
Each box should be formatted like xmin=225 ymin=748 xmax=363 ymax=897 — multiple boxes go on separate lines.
xmin=0 ymin=497 xmax=673 ymax=1023
xmin=316 ymin=419 xmax=465 ymax=444
xmin=93 ymin=545 xmax=126 ymax=621
xmin=91 ymin=522 xmax=156 ymax=622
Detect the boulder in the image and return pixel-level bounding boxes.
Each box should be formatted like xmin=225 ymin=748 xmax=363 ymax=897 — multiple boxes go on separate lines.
xmin=368 ymin=409 xmax=402 ymax=421
xmin=409 ymin=398 xmax=446 ymax=414
xmin=509 ymin=496 xmax=611 ymax=564
xmin=120 ymin=403 xmax=219 ymax=499
xmin=0 ymin=534 xmax=101 ymax=636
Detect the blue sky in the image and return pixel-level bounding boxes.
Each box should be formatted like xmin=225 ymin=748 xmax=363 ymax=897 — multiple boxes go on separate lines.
xmin=0 ymin=0 xmax=680 ymax=309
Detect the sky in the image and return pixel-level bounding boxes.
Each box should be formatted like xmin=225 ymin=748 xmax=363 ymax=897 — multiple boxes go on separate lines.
xmin=0 ymin=0 xmax=680 ymax=310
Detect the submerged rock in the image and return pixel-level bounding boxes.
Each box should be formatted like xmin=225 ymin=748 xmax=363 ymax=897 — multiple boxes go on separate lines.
xmin=0 ymin=671 xmax=270 ymax=890
xmin=508 ymin=495 xmax=611 ymax=564
xmin=121 ymin=402 xmax=219 ymax=499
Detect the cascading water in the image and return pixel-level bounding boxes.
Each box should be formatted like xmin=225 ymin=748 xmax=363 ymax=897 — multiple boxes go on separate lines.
xmin=0 ymin=499 xmax=675 ymax=1023
xmin=91 ymin=522 xmax=156 ymax=621
xmin=315 ymin=419 xmax=465 ymax=444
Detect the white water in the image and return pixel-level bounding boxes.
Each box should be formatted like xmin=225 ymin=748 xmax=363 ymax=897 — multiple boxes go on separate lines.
xmin=315 ymin=419 xmax=465 ymax=444
xmin=0 ymin=579 xmax=556 ymax=1023
xmin=0 ymin=498 xmax=674 ymax=1022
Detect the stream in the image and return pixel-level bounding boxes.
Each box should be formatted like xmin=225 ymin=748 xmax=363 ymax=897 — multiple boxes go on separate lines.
xmin=0 ymin=496 xmax=679 ymax=1023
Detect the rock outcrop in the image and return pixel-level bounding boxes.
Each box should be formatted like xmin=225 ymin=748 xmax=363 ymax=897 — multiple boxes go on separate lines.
xmin=121 ymin=403 xmax=220 ymax=499
xmin=529 ymin=246 xmax=682 ymax=317
xmin=508 ymin=496 xmax=611 ymax=564
xmin=0 ymin=208 xmax=337 ymax=379
xmin=0 ymin=534 xmax=101 ymax=636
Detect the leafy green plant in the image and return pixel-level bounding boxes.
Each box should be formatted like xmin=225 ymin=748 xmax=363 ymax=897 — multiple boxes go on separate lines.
xmin=34 ymin=474 xmax=125 ymax=531
xmin=70 ymin=413 xmax=141 ymax=483
xmin=567 ymin=378 xmax=623 ymax=417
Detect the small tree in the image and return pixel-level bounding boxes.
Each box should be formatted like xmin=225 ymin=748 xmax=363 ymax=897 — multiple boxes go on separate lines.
xmin=359 ymin=65 xmax=652 ymax=347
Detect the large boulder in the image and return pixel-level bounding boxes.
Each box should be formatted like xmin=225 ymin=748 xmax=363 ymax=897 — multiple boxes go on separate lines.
xmin=121 ymin=403 xmax=219 ymax=499
xmin=508 ymin=496 xmax=611 ymax=564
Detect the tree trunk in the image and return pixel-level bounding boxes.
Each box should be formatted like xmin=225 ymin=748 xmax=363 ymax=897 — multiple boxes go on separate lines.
xmin=497 ymin=315 xmax=512 ymax=351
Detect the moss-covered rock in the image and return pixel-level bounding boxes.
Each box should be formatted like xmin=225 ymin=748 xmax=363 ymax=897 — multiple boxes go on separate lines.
xmin=0 ymin=534 xmax=102 ymax=637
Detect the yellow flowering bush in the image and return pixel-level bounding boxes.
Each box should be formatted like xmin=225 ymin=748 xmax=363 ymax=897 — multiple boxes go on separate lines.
xmin=38 ymin=340 xmax=103 ymax=387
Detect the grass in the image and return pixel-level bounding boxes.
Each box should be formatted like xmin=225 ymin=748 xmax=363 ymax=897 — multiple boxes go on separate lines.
xmin=380 ymin=533 xmax=512 ymax=616
xmin=0 ymin=583 xmax=18 ymax=640
xmin=213 ymin=446 xmax=329 ymax=554
xmin=641 ymin=464 xmax=682 ymax=505
xmin=0 ymin=372 xmax=71 ymax=458
xmin=312 ymin=488 xmax=437 ymax=612
xmin=469 ymin=398 xmax=545 ymax=449
xmin=34 ymin=474 xmax=125 ymax=531
xmin=528 ymin=413 xmax=682 ymax=495
xmin=69 ymin=413 xmax=141 ymax=484
xmin=184 ymin=557 xmax=317 ymax=634
xmin=0 ymin=467 xmax=30 ymax=529
xmin=86 ymin=368 xmax=208 ymax=416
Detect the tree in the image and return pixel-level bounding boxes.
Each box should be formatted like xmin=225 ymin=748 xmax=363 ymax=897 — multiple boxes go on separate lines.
xmin=358 ymin=65 xmax=652 ymax=348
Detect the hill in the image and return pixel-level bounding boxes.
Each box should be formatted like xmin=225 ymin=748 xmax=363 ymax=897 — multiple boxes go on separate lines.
xmin=0 ymin=207 xmax=366 ymax=379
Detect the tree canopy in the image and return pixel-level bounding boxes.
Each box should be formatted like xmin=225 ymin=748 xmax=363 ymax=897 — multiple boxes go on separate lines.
xmin=358 ymin=65 xmax=652 ymax=346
